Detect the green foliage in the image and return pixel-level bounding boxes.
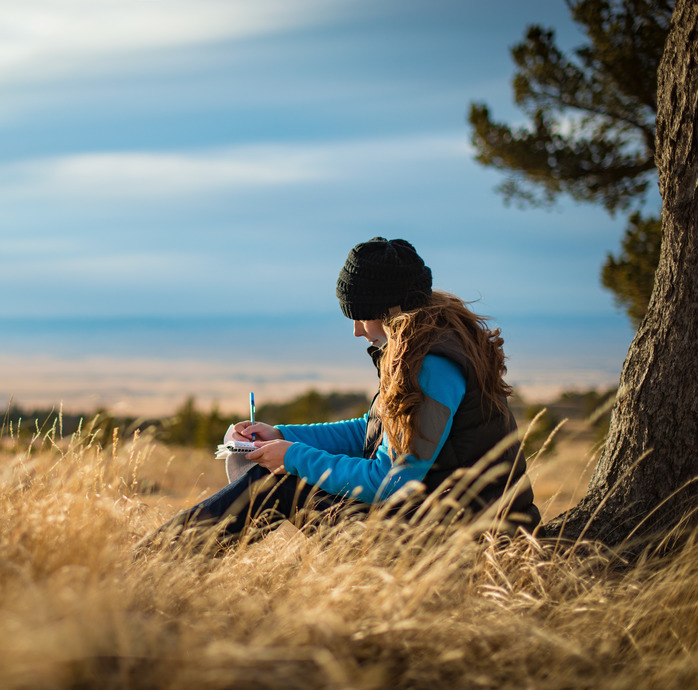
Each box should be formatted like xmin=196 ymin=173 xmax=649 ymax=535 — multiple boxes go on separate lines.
xmin=469 ymin=0 xmax=670 ymax=212
xmin=601 ymin=212 xmax=662 ymax=325
xmin=160 ymin=396 xmax=234 ymax=449
xmin=468 ymin=0 xmax=673 ymax=323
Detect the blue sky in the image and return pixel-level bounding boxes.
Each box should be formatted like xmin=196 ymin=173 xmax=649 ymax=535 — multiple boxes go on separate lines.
xmin=0 ymin=1 xmax=651 ymax=412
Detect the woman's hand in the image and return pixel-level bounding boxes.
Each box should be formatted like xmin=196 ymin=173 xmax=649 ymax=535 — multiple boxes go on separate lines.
xmin=247 ymin=440 xmax=291 ymax=475
xmin=225 ymin=421 xmax=284 ymax=443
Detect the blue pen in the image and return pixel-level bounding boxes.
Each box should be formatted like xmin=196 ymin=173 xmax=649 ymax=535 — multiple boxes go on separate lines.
xmin=249 ymin=392 xmax=256 ymax=441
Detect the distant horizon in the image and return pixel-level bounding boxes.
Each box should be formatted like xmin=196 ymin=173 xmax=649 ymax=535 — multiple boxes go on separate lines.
xmin=1 ymin=311 xmax=634 ymax=417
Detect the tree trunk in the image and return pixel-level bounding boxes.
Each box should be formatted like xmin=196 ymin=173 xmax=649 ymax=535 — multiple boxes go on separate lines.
xmin=545 ymin=0 xmax=698 ymax=548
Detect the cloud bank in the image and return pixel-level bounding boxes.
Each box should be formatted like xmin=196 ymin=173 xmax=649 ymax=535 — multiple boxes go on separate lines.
xmin=0 ymin=0 xmax=360 ymax=84
xmin=1 ymin=134 xmax=473 ymax=200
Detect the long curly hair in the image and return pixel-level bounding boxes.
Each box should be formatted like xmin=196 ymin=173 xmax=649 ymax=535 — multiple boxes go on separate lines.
xmin=377 ymin=290 xmax=513 ymax=457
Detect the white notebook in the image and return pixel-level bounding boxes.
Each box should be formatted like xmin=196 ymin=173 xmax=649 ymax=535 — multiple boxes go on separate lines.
xmin=215 ymin=440 xmax=257 ymax=457
xmin=215 ymin=441 xmax=257 ymax=483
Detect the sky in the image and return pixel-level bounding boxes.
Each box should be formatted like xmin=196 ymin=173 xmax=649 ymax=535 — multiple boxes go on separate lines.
xmin=0 ymin=1 xmax=652 ymax=415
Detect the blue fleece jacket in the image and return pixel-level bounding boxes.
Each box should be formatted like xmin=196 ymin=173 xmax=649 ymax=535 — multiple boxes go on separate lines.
xmin=276 ymin=354 xmax=466 ymax=503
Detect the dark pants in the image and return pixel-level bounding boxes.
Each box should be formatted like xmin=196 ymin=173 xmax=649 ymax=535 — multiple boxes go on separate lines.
xmin=156 ymin=464 xmax=370 ymax=546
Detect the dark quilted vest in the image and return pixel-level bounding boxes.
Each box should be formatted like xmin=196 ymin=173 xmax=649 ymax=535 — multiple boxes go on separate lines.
xmin=362 ymin=339 xmax=540 ymax=530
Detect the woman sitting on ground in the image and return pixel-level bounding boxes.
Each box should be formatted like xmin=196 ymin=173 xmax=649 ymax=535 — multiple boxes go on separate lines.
xmin=151 ymin=237 xmax=542 ymax=546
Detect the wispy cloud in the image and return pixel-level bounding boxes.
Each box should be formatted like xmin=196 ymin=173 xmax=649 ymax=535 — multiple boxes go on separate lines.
xmin=1 ymin=134 xmax=474 ymax=201
xmin=2 ymin=147 xmax=327 ymax=200
xmin=0 ymin=250 xmax=209 ymax=283
xmin=0 ymin=0 xmax=358 ymax=85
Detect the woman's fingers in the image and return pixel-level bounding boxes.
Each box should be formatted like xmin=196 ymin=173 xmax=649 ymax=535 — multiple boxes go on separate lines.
xmin=226 ymin=420 xmax=251 ymax=442
xmin=230 ymin=420 xmax=253 ymax=441
xmin=247 ymin=440 xmax=290 ymax=474
xmin=226 ymin=421 xmax=284 ymax=443
xmin=235 ymin=422 xmax=283 ymax=442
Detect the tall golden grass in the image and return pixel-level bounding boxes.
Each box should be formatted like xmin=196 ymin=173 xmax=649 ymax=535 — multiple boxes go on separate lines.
xmin=1 ymin=415 xmax=697 ymax=689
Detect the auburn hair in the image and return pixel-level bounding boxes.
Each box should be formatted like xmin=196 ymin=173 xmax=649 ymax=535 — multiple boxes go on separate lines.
xmin=377 ymin=290 xmax=512 ymax=457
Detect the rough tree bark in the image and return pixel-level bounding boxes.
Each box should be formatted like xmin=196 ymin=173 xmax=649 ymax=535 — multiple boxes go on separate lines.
xmin=545 ymin=0 xmax=698 ymax=548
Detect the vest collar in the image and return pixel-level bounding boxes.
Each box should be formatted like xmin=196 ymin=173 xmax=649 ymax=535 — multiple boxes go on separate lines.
xmin=367 ymin=345 xmax=384 ymax=374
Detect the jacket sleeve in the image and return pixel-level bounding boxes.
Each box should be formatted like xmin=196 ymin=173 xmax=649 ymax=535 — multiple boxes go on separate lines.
xmin=275 ymin=416 xmax=368 ymax=456
xmin=282 ymin=355 xmax=466 ymax=503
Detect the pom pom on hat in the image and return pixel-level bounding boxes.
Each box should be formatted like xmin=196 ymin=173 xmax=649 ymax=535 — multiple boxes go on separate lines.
xmin=336 ymin=237 xmax=432 ymax=320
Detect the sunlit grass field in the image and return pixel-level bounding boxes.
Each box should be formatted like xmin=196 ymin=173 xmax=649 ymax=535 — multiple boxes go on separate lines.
xmin=1 ymin=415 xmax=696 ymax=689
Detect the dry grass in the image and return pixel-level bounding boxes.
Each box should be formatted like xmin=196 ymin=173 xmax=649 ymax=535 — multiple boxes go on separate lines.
xmin=1 ymin=418 xmax=697 ymax=689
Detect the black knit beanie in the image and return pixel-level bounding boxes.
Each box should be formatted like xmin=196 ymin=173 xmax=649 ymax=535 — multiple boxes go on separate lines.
xmin=336 ymin=237 xmax=432 ymax=320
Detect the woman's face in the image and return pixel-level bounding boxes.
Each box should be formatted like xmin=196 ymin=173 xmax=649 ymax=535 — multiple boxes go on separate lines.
xmin=353 ymin=319 xmax=388 ymax=348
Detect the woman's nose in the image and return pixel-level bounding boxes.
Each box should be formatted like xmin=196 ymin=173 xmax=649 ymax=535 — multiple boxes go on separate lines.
xmin=353 ymin=321 xmax=364 ymax=338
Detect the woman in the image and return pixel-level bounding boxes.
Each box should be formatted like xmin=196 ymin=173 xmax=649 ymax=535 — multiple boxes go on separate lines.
xmin=155 ymin=237 xmax=542 ymax=545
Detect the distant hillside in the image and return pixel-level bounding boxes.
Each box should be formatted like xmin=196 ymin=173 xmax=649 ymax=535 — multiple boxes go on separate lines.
xmin=2 ymin=387 xmax=613 ymax=452
xmin=1 ymin=389 xmax=372 ymax=450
